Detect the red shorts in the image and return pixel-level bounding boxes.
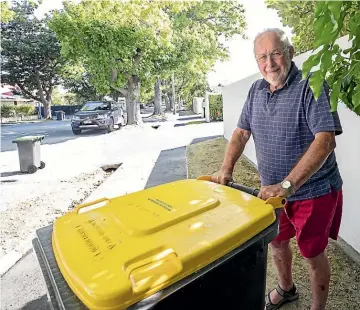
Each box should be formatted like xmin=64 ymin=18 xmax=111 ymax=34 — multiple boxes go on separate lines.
xmin=273 ymin=188 xmax=343 ymax=258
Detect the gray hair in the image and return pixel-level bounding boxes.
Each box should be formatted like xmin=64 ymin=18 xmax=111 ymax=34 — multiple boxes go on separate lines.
xmin=254 ymin=28 xmax=292 ymax=53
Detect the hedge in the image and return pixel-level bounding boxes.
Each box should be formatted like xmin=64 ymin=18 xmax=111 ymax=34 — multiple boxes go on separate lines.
xmin=1 ymin=104 xmax=35 ymax=118
xmin=209 ymin=94 xmax=223 ymax=121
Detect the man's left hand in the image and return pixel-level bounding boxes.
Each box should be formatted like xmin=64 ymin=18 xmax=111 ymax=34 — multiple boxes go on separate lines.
xmin=257 ymin=183 xmax=289 ymax=200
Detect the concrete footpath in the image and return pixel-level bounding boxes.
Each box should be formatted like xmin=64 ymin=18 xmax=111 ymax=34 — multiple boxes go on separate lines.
xmin=0 ymin=146 xmax=190 ymax=310
xmin=0 ymin=115 xmax=222 ymax=309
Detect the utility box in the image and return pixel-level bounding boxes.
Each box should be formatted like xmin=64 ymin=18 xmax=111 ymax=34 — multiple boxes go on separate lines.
xmin=192 ymin=97 xmax=204 ymax=114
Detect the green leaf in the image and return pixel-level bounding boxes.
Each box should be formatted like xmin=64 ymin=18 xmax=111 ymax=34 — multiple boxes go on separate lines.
xmin=349 ymin=12 xmax=360 ymax=33
xmin=330 ymin=80 xmax=341 ymax=112
xmin=346 ymin=62 xmax=360 ymax=80
xmin=302 ymin=51 xmax=322 ymax=80
xmin=315 ymin=1 xmax=326 ymax=16
xmin=314 ymin=15 xmax=327 ymax=39
xmin=320 ymin=50 xmax=333 ymax=74
xmin=341 ymin=75 xmax=352 ymax=91
xmin=339 ymin=93 xmax=350 ymax=108
xmin=332 ymin=44 xmax=340 ymax=53
xmin=314 ymin=19 xmax=338 ymax=49
xmin=309 ymin=70 xmax=324 ymax=100
xmin=327 ymin=1 xmax=343 ymax=21
xmin=266 ymin=0 xmax=360 ymax=116
xmin=353 ymin=84 xmax=360 ymax=109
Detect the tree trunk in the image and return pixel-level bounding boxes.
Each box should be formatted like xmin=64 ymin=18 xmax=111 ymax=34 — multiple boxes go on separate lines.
xmin=43 ymin=99 xmax=52 ymax=119
xmin=172 ymin=73 xmax=176 ymax=115
xmin=44 ymin=88 xmax=53 ymax=119
xmin=154 ymin=79 xmax=162 ymax=115
xmin=169 ymin=93 xmax=174 ymax=110
xmin=35 ymin=71 xmax=52 ymax=119
xmin=126 ymin=75 xmax=142 ymax=125
xmin=164 ymin=93 xmax=171 ymax=111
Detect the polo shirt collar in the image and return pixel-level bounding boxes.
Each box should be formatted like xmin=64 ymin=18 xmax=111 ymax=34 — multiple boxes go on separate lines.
xmin=258 ymin=61 xmax=299 ymax=91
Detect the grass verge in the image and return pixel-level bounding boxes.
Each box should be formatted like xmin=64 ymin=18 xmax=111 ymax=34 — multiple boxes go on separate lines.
xmin=186 ymin=137 xmax=360 ymax=310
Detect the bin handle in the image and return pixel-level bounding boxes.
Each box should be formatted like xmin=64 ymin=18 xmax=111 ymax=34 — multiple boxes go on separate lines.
xmin=126 ymin=249 xmax=183 ymax=294
xmin=197 ymin=175 xmax=286 ymax=209
xmin=74 ymin=198 xmax=110 ymax=214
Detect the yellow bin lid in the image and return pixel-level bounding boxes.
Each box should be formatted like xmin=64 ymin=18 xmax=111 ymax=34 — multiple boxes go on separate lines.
xmin=52 ymin=179 xmax=278 ymax=309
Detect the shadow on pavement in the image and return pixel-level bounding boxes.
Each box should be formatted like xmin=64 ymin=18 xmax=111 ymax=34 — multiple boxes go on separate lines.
xmin=177 ymin=115 xmax=203 ymax=121
xmin=144 ymin=136 xmax=223 ymax=189
xmin=20 ymin=294 xmax=50 ymax=310
xmin=140 ymin=107 xmax=155 ymax=114
xmin=142 ymin=117 xmax=167 ymax=123
xmin=1 ymin=179 xmax=18 ymax=183
xmin=174 ymin=120 xmax=206 ymax=127
xmin=1 ymin=171 xmax=25 ymax=177
xmin=145 ymin=147 xmax=187 ymax=189
xmin=178 ymin=110 xmax=196 ymax=117
xmin=75 ymin=130 xmax=108 ymax=137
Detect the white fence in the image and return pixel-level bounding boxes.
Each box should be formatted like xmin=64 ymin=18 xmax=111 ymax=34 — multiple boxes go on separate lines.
xmin=222 ymin=36 xmax=360 ymax=254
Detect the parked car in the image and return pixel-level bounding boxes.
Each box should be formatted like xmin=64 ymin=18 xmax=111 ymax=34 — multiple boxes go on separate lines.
xmin=71 ymin=101 xmax=127 ymax=135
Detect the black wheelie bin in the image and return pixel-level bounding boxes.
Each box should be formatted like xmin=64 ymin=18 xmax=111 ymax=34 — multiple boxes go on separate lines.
xmin=32 ymin=176 xmax=285 ymax=310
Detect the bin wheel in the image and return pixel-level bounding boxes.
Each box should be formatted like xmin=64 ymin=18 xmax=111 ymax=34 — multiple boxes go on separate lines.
xmin=28 ymin=165 xmax=38 ymax=174
xmin=39 ymin=161 xmax=46 ymax=169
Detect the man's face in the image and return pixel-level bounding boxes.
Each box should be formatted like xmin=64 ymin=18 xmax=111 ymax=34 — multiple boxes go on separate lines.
xmin=254 ymin=32 xmax=293 ymax=88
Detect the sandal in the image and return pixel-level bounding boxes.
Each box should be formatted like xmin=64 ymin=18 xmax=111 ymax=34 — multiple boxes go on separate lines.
xmin=265 ymin=283 xmax=299 ymax=310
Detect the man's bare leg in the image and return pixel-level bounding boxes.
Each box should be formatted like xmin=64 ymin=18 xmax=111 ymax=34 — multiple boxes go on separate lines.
xmin=306 ymin=251 xmax=330 ymax=310
xmin=268 ymin=240 xmax=294 ymax=304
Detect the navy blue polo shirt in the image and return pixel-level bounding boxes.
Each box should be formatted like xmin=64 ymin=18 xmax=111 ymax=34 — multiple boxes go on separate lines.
xmin=237 ymin=62 xmax=343 ymax=201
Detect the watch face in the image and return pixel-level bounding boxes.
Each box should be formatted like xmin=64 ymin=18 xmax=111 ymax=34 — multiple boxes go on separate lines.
xmin=282 ymin=180 xmax=291 ymax=189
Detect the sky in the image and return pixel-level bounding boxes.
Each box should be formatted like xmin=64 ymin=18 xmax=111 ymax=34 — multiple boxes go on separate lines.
xmin=206 ymin=0 xmax=293 ymax=87
xmin=34 ymin=0 xmax=293 ymax=88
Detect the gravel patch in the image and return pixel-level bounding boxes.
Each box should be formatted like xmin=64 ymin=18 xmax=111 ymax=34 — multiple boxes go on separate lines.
xmin=0 ymin=168 xmax=112 ymax=272
xmin=0 ymin=124 xmax=154 ymax=274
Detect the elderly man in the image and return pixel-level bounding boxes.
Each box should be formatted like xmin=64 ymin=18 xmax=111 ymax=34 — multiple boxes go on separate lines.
xmin=211 ymin=28 xmax=343 ymax=310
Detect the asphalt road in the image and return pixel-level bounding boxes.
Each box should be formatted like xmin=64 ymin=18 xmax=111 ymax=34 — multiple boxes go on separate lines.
xmin=1 ymin=119 xmax=106 ymax=152
xmin=0 ymin=107 xmax=158 ymax=152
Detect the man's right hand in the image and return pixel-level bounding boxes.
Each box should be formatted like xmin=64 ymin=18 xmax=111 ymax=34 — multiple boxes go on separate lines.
xmin=210 ymin=169 xmax=233 ymax=185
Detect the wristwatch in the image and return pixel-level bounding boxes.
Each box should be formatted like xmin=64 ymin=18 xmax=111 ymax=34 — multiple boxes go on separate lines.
xmin=281 ymin=180 xmax=295 ymax=195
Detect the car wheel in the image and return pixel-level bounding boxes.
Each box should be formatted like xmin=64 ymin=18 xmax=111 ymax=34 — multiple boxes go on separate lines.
xmin=72 ymin=128 xmax=82 ymax=135
xmin=107 ymin=118 xmax=115 ymax=133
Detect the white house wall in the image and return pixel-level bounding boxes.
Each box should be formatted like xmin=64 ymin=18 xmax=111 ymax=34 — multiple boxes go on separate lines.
xmin=222 ymin=36 xmax=360 ymax=253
